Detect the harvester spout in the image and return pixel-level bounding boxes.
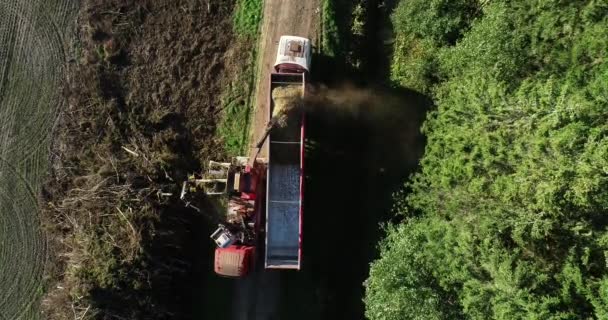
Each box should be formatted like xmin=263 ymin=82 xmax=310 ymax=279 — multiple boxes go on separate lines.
xmin=247 ymin=120 xmax=274 ymax=170
xmin=247 ymin=87 xmax=302 ymax=170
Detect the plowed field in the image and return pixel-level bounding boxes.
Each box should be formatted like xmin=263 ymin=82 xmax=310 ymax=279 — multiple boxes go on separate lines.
xmin=0 ymin=1 xmax=77 ymax=319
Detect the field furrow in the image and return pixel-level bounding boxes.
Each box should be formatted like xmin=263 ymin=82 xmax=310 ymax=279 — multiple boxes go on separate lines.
xmin=0 ymin=1 xmax=76 ymax=319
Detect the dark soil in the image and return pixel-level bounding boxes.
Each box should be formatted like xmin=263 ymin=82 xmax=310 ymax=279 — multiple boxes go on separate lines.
xmin=41 ymin=0 xmax=240 ymax=319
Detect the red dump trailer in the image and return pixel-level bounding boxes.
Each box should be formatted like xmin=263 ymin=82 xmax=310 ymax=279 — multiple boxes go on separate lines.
xmin=265 ymin=73 xmax=305 ymax=269
xmin=264 ymin=35 xmax=309 ymax=270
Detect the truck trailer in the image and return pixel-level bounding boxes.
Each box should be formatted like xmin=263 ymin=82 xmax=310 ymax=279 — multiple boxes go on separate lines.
xmin=264 ymin=35 xmax=310 ymax=269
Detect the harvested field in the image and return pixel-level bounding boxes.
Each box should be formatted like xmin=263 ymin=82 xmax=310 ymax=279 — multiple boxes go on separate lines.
xmin=0 ymin=1 xmax=77 ymax=319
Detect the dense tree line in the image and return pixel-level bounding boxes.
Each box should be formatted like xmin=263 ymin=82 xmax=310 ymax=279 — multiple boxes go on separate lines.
xmin=365 ymin=1 xmax=608 ymax=319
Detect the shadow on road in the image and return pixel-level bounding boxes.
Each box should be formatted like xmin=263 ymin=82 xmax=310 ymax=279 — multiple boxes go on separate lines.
xmin=277 ymin=51 xmax=432 ymax=319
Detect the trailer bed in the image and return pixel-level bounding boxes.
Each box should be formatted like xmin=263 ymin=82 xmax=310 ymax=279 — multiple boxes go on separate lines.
xmin=265 ymin=73 xmax=305 ymax=269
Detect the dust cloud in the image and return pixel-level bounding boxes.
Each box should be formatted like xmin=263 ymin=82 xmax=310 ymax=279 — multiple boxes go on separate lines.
xmin=303 ymin=83 xmax=430 ymax=169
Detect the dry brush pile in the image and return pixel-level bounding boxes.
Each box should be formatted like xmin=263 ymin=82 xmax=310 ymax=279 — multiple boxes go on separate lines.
xmin=41 ymin=0 xmax=237 ymax=319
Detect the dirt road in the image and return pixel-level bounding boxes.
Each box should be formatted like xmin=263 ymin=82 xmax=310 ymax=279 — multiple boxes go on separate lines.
xmin=234 ymin=1 xmax=320 ymax=319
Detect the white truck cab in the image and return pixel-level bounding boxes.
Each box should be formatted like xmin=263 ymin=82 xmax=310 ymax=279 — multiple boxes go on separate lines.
xmin=274 ymin=35 xmax=312 ymax=74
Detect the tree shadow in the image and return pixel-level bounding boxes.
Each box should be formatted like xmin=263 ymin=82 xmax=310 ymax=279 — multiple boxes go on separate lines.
xmin=280 ymin=51 xmax=432 ymax=320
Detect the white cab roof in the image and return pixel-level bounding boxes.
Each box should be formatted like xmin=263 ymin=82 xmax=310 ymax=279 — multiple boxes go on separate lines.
xmin=274 ymin=36 xmax=311 ymax=72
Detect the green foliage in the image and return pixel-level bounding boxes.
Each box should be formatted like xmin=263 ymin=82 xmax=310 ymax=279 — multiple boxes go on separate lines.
xmin=217 ymin=0 xmax=263 ymax=155
xmin=351 ymin=4 xmax=366 ymax=37
xmin=391 ymin=34 xmax=438 ymax=93
xmin=365 ymin=222 xmax=465 ymax=320
xmin=233 ymin=0 xmax=262 ymax=37
xmin=321 ymin=0 xmax=368 ymax=68
xmin=322 ymin=0 xmax=341 ymax=57
xmin=218 ymin=67 xmax=255 ymax=155
xmin=366 ymin=1 xmax=608 ymax=319
xmin=437 ymin=3 xmax=529 ymax=86
xmin=392 ymin=0 xmax=479 ymax=45
xmin=390 ymin=0 xmax=480 ymax=91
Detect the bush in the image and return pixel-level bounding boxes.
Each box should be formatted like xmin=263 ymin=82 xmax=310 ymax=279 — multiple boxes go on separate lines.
xmin=390 ymin=34 xmax=439 ymax=94
xmin=392 ymin=0 xmax=479 ymax=46
xmin=390 ymin=0 xmax=479 ymax=91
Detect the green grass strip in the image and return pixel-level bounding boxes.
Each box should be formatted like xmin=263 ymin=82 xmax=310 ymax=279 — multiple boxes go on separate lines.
xmin=217 ymin=0 xmax=263 ymax=156
xmin=233 ymin=0 xmax=263 ymax=38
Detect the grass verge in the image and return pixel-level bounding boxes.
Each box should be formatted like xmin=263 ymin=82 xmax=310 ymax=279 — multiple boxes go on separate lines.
xmin=216 ymin=0 xmax=263 ymax=155
xmin=233 ymin=0 xmax=263 ymax=37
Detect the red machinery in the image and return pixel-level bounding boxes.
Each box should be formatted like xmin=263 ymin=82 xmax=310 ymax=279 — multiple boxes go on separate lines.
xmin=181 ymin=157 xmax=266 ymax=278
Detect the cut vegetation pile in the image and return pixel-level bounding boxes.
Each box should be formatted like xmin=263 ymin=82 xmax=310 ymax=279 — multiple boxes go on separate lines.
xmin=271 ymin=86 xmax=302 ymax=127
xmin=41 ymin=0 xmax=240 ymax=319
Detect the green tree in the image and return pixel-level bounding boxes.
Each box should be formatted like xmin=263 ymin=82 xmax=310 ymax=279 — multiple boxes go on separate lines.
xmin=366 ymin=0 xmax=608 ymax=319
xmin=390 ymin=0 xmax=480 ymax=92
